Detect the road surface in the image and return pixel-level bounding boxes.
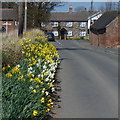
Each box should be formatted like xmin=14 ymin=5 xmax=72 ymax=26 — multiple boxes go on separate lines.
xmin=52 ymin=40 xmax=118 ymax=118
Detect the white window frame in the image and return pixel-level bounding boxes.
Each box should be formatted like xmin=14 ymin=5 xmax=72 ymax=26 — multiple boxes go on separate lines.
xmin=66 ymin=22 xmax=73 ymax=27
xmin=41 ymin=22 xmax=45 ymax=27
xmin=80 ymin=22 xmax=86 ymax=27
xmin=80 ymin=30 xmax=86 ymax=36
xmin=51 ymin=22 xmax=58 ymax=27
xmin=67 ymin=31 xmax=73 ymax=37
xmin=52 ymin=31 xmax=58 ymax=36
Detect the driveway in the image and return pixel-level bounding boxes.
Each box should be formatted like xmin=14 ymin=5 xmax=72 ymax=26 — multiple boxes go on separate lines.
xmin=52 ymin=40 xmax=118 ymax=118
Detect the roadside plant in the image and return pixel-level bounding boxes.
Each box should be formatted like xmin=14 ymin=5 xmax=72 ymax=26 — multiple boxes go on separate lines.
xmin=2 ymin=29 xmax=60 ymax=119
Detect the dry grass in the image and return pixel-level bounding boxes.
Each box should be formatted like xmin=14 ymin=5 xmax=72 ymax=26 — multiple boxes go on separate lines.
xmin=2 ymin=29 xmax=45 ymax=66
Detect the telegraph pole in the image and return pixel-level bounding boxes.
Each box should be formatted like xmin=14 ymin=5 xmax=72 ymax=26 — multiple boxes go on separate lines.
xmin=90 ymin=0 xmax=93 ymax=12
xmin=18 ymin=2 xmax=24 ymax=38
xmin=24 ymin=0 xmax=27 ymax=32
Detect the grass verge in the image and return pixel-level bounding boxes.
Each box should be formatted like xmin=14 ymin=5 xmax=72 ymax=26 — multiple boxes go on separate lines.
xmin=2 ymin=29 xmax=60 ymax=119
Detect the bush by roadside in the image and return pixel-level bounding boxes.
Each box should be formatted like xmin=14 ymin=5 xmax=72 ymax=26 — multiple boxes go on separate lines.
xmin=2 ymin=29 xmax=60 ymax=119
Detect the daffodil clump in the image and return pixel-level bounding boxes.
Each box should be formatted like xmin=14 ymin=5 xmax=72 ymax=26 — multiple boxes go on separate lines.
xmin=2 ymin=31 xmax=60 ymax=119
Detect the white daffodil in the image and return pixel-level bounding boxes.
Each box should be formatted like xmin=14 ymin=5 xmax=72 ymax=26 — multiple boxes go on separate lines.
xmin=36 ymin=63 xmax=39 ymax=67
xmin=16 ymin=64 xmax=20 ymax=68
xmin=38 ymin=59 xmax=41 ymax=63
xmin=45 ymin=77 xmax=49 ymax=82
xmin=51 ymin=102 xmax=54 ymax=105
xmin=38 ymin=74 xmax=41 ymax=78
xmin=43 ymin=65 xmax=47 ymax=69
xmin=45 ymin=91 xmax=49 ymax=96
xmin=52 ymin=80 xmax=55 ymax=83
xmin=32 ymin=70 xmax=35 ymax=73
xmin=42 ymin=90 xmax=45 ymax=93
xmin=28 ymin=67 xmax=33 ymax=71
xmin=29 ymin=86 xmax=33 ymax=90
xmin=51 ymin=87 xmax=55 ymax=92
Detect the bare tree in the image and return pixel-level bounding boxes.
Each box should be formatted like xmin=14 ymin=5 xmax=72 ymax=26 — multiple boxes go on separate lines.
xmin=99 ymin=2 xmax=119 ymax=12
xmin=98 ymin=4 xmax=106 ymax=11
xmin=105 ymin=2 xmax=113 ymax=11
xmin=105 ymin=2 xmax=119 ymax=11
xmin=27 ymin=2 xmax=62 ymax=28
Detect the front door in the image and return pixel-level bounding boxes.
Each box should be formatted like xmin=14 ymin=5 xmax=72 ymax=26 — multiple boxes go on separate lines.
xmin=60 ymin=28 xmax=67 ymax=40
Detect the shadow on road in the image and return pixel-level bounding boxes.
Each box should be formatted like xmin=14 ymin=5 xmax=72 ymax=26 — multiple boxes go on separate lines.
xmin=56 ymin=48 xmax=88 ymax=51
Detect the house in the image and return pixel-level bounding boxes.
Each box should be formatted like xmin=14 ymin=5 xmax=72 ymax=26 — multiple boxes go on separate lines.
xmin=90 ymin=11 xmax=120 ymax=47
xmin=40 ymin=5 xmax=96 ymax=40
xmin=88 ymin=11 xmax=103 ymax=30
xmin=0 ymin=8 xmax=18 ymax=33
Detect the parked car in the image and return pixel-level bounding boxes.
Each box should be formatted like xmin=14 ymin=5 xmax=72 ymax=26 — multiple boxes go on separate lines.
xmin=46 ymin=32 xmax=55 ymax=41
xmin=0 ymin=27 xmax=6 ymax=32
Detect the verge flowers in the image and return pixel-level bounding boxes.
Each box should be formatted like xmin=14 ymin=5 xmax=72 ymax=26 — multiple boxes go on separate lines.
xmin=6 ymin=73 xmax=13 ymax=78
xmin=33 ymin=110 xmax=38 ymax=116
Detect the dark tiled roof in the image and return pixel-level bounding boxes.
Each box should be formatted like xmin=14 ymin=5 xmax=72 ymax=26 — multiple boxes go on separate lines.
xmin=50 ymin=12 xmax=96 ymax=22
xmin=90 ymin=11 xmax=120 ymax=30
xmin=0 ymin=9 xmax=17 ymax=20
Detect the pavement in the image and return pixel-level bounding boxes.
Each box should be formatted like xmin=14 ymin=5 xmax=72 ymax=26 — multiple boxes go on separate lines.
xmin=52 ymin=40 xmax=118 ymax=118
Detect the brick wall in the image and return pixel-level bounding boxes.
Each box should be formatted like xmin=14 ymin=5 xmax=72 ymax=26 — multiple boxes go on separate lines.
xmin=106 ymin=16 xmax=119 ymax=47
xmin=90 ymin=32 xmax=106 ymax=47
xmin=90 ymin=16 xmax=119 ymax=47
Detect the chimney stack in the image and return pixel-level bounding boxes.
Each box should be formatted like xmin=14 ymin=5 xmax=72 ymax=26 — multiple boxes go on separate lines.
xmin=69 ymin=4 xmax=72 ymax=13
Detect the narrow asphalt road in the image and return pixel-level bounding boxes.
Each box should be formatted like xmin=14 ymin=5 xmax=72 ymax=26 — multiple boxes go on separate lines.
xmin=52 ymin=40 xmax=118 ymax=118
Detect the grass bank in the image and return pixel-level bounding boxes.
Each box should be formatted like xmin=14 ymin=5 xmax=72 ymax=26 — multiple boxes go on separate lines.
xmin=2 ymin=29 xmax=60 ymax=119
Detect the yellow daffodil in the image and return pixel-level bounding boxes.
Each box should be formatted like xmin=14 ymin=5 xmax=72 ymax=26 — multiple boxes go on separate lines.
xmin=2 ymin=67 xmax=5 ymax=71
xmin=40 ymin=82 xmax=44 ymax=85
xmin=32 ymin=89 xmax=37 ymax=93
xmin=48 ymin=99 xmax=52 ymax=103
xmin=18 ymin=75 xmax=24 ymax=80
xmin=46 ymin=108 xmax=50 ymax=112
xmin=7 ymin=65 xmax=11 ymax=68
xmin=42 ymin=88 xmax=46 ymax=91
xmin=47 ymin=103 xmax=51 ymax=107
xmin=49 ymin=82 xmax=54 ymax=88
xmin=22 ymin=51 xmax=25 ymax=54
xmin=41 ymin=97 xmax=45 ymax=103
xmin=33 ymin=110 xmax=38 ymax=116
xmin=11 ymin=67 xmax=20 ymax=74
xmin=27 ymin=73 xmax=32 ymax=78
xmin=6 ymin=73 xmax=13 ymax=77
xmin=34 ymin=77 xmax=40 ymax=82
xmin=36 ymin=85 xmax=39 ymax=88
xmin=44 ymin=73 xmax=47 ymax=76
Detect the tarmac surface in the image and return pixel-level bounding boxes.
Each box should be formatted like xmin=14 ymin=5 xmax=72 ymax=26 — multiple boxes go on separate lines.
xmin=52 ymin=40 xmax=118 ymax=118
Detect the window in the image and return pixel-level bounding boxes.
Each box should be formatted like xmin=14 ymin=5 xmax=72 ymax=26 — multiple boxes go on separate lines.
xmin=80 ymin=22 xmax=86 ymax=27
xmin=67 ymin=31 xmax=72 ymax=36
xmin=51 ymin=22 xmax=58 ymax=27
xmin=80 ymin=30 xmax=86 ymax=36
xmin=41 ymin=22 xmax=45 ymax=27
xmin=66 ymin=22 xmax=73 ymax=27
xmin=52 ymin=31 xmax=58 ymax=36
